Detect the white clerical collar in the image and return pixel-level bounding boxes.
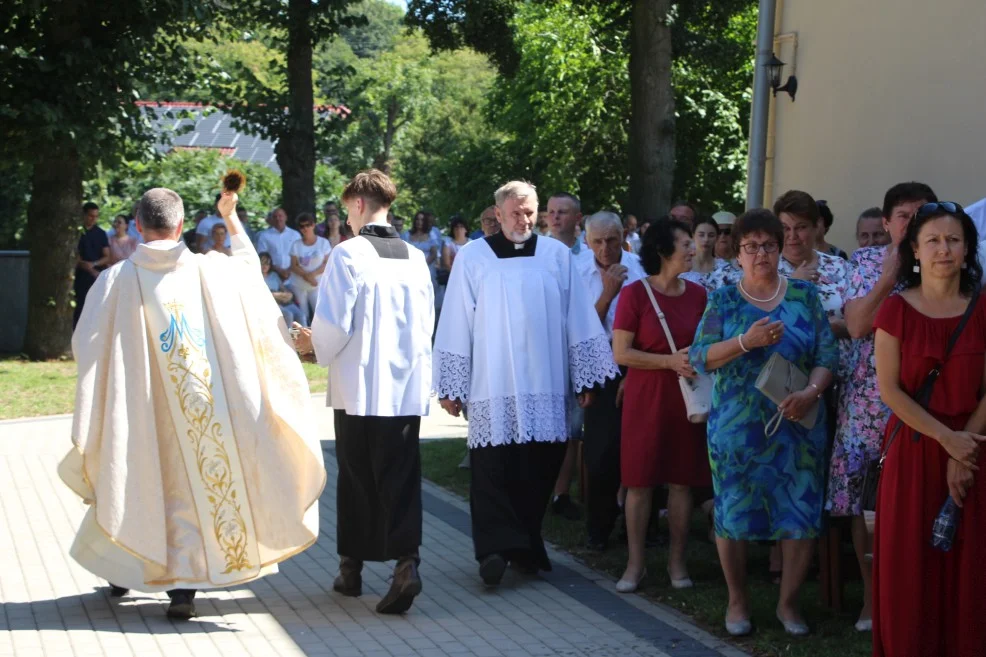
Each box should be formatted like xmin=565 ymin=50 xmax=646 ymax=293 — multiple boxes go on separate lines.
xmin=143 ymin=239 xmax=179 ymax=248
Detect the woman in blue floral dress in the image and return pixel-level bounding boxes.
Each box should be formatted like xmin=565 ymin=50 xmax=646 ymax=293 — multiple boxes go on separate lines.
xmin=690 ymin=209 xmax=838 ymax=637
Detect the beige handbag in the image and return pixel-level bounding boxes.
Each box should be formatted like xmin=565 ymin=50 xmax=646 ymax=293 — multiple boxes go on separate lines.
xmin=754 ymin=352 xmax=819 ymax=435
xmin=642 ymin=281 xmax=712 ymax=423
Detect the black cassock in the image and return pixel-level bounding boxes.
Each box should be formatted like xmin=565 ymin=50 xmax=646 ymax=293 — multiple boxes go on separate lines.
xmin=465 ymin=232 xmax=567 ymax=570
xmin=335 ymin=412 xmax=422 ymax=562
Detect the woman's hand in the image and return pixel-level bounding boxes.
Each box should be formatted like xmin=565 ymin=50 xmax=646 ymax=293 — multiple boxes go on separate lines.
xmin=939 ymin=430 xmax=986 ymax=470
xmin=667 ymin=347 xmax=696 ymax=378
xmin=778 ymin=388 xmax=817 ymax=423
xmin=577 ymin=390 xmax=596 ymax=409
xmin=742 ymin=316 xmax=785 ymax=349
xmin=790 ymin=260 xmax=820 ymax=283
xmin=947 ymin=458 xmax=976 ymax=507
xmin=615 ymin=380 xmax=626 ymax=408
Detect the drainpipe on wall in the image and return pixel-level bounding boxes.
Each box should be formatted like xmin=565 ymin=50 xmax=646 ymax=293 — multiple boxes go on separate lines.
xmin=746 ymin=0 xmax=777 ymax=210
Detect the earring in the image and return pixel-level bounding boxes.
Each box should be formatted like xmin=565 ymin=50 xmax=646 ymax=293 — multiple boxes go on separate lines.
xmin=962 ymin=262 xmax=968 ymax=269
xmin=913 ymin=263 xmax=921 ymax=273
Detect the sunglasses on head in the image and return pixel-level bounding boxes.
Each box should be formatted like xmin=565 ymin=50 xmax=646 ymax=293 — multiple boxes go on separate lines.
xmin=916 ymin=201 xmax=962 ymax=218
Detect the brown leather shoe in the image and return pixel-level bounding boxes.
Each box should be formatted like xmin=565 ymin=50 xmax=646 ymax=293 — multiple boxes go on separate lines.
xmin=375 ymin=558 xmax=422 ymax=615
xmin=333 ymin=556 xmax=363 ymax=597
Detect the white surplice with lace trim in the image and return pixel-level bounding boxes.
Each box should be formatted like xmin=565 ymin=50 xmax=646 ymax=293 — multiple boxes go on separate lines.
xmin=433 ymin=235 xmax=620 ymax=449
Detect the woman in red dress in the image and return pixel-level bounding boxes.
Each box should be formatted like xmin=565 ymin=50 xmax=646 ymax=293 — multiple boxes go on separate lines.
xmin=873 ymin=202 xmax=986 ymax=657
xmin=612 ymin=218 xmax=711 ymax=592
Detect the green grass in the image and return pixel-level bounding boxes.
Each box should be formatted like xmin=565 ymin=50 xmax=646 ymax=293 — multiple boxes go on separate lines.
xmin=0 ymin=357 xmax=78 ymax=419
xmin=302 ymin=362 xmax=327 ymax=393
xmin=0 ymin=356 xmax=328 ymax=420
xmin=420 ymin=438 xmax=871 ymax=657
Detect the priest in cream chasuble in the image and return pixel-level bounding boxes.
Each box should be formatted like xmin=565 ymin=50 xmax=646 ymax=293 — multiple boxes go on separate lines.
xmin=433 ymin=181 xmax=619 ymax=586
xmin=60 ymin=188 xmax=325 ymax=617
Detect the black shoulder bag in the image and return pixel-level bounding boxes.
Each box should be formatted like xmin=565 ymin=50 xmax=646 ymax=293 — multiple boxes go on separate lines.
xmin=860 ymin=288 xmax=980 ymax=512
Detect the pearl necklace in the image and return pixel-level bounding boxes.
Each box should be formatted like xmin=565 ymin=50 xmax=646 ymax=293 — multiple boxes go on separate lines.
xmin=739 ymin=278 xmax=783 ymax=303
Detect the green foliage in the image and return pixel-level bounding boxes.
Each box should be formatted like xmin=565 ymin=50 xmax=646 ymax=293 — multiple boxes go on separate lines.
xmin=0 ymin=0 xmax=221 ymax=167
xmin=407 ymin=0 xmax=521 ymax=75
xmin=407 ymin=0 xmax=757 ymax=213
xmin=324 ymin=29 xmax=503 ymax=223
xmin=0 ymin=160 xmax=31 ymax=249
xmin=82 ymin=149 xmax=284 ymax=230
xmin=339 ymin=0 xmax=405 ymax=58
xmin=671 ymin=4 xmax=757 ymax=211
xmin=487 ymin=1 xmax=630 ymax=212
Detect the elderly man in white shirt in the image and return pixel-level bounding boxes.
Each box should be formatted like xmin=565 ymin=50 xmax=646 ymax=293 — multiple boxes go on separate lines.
xmin=576 ymin=211 xmax=646 ymax=551
xmin=256 ymin=207 xmax=301 ymax=286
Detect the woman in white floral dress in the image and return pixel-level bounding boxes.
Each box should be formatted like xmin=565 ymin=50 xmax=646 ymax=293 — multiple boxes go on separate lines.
xmin=832 ymin=182 xmax=937 ymax=631
xmin=774 ymin=191 xmax=852 ymax=339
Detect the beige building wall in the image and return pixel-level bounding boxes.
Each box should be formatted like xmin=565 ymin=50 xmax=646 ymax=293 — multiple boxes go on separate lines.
xmin=765 ymin=0 xmax=986 ymax=252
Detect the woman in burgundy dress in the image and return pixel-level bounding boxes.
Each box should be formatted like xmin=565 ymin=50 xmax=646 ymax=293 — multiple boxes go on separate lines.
xmin=873 ymin=202 xmax=986 ymax=657
xmin=612 ymin=218 xmax=711 ymax=592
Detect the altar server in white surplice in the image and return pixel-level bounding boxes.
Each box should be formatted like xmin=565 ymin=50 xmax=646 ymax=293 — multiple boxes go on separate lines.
xmin=60 ymin=187 xmax=326 ymax=620
xmin=297 ymin=170 xmax=433 ymax=615
xmin=434 ymin=180 xmax=620 ymax=587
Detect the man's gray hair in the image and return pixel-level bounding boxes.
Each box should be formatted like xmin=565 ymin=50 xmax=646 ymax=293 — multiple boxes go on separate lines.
xmin=494 ymin=181 xmax=538 ymax=208
xmin=585 ymin=211 xmax=624 ymax=237
xmin=136 ymin=188 xmax=184 ymax=234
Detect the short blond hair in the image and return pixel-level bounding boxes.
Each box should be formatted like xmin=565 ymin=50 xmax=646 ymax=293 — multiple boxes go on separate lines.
xmin=342 ymin=169 xmax=397 ymax=211
xmin=494 ymin=180 xmax=538 ymax=208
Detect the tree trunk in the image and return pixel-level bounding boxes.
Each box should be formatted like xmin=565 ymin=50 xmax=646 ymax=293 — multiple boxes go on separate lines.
xmin=23 ymin=143 xmax=83 ymax=360
xmin=277 ymin=0 xmax=317 ymax=226
xmin=372 ymin=98 xmax=400 ymax=175
xmin=628 ymin=0 xmax=674 ymax=220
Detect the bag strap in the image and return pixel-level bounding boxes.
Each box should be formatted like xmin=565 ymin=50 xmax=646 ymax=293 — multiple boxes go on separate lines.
xmin=642 ymin=280 xmax=678 ymax=352
xmin=879 ymin=287 xmax=981 ymax=464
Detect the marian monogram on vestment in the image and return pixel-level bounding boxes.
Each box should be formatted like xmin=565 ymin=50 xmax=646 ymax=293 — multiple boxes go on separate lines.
xmin=159 ymin=301 xmax=255 ymax=574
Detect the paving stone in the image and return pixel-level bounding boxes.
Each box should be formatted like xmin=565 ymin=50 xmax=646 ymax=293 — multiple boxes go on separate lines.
xmin=0 ymin=410 xmax=748 ymax=657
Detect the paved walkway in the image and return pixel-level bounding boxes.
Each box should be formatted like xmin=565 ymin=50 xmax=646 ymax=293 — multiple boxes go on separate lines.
xmin=0 ymin=399 xmax=748 ymax=657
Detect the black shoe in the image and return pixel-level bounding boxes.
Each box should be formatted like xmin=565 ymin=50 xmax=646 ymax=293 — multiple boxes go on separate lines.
xmin=376 ymin=558 xmax=422 ymax=615
xmin=584 ymin=537 xmax=608 ymax=553
xmin=108 ymin=584 xmax=129 ymax=598
xmin=479 ymin=554 xmax=507 ymax=587
xmin=510 ymin=555 xmax=540 ymax=575
xmin=551 ymin=494 xmax=582 ymax=521
xmin=333 ymin=556 xmax=363 ymax=597
xmin=166 ymin=591 xmax=196 ymax=620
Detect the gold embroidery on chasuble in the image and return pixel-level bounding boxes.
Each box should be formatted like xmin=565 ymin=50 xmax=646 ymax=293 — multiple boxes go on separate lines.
xmin=158 ymin=300 xmax=259 ymax=579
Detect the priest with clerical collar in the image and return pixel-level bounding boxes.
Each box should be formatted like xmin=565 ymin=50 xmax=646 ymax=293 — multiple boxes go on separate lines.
xmin=296 ymin=169 xmax=434 ymax=615
xmin=433 ymin=180 xmax=620 ymax=586
xmin=61 ymin=187 xmax=326 ymax=620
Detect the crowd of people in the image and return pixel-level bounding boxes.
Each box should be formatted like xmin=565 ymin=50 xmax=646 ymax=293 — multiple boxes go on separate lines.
xmin=71 ymin=172 xmax=986 ymax=657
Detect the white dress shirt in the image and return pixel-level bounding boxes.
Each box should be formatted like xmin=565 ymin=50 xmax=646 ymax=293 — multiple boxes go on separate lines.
xmin=576 ymin=249 xmax=647 ymax=337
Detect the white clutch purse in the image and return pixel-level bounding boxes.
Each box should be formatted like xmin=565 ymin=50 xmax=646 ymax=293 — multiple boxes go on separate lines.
xmin=642 ymin=281 xmax=712 ymax=424
xmin=754 ymin=352 xmax=819 ymax=435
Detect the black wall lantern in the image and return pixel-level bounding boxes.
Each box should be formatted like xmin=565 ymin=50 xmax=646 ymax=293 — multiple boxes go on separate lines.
xmin=766 ymin=53 xmax=798 ymax=101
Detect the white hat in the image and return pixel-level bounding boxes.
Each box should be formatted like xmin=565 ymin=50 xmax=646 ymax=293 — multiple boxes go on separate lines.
xmin=712 ymin=211 xmax=736 ymax=227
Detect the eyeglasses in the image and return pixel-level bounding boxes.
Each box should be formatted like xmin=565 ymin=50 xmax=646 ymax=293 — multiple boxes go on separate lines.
xmin=916 ymin=202 xmax=962 ymax=218
xmin=299 ymin=223 xmax=315 ymax=229
xmin=738 ymin=241 xmax=779 ymax=255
